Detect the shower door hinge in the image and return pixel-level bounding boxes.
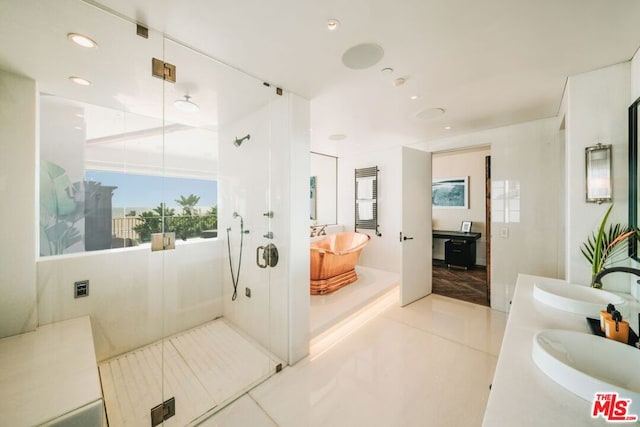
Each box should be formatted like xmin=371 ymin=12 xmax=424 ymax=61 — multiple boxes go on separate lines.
xmin=150 ymin=397 xmax=175 ymax=426
xmin=151 ymin=232 xmax=176 ymax=252
xmin=136 ymin=23 xmax=149 ymax=39
xmin=152 ymin=58 xmax=176 ymax=83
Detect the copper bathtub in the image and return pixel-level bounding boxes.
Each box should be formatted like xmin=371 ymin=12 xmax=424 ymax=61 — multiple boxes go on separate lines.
xmin=310 ymin=232 xmax=371 ymax=295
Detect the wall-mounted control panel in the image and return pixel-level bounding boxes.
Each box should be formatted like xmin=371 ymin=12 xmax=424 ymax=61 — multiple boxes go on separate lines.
xmin=74 ymin=280 xmax=89 ymax=298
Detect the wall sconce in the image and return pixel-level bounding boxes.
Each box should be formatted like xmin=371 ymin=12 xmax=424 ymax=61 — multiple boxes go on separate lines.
xmin=585 ymin=143 xmax=612 ymax=203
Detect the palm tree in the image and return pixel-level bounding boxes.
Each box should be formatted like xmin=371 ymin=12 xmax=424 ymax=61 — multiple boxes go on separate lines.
xmin=153 ymin=203 xmax=175 ymax=217
xmin=175 ymin=194 xmax=200 ymax=216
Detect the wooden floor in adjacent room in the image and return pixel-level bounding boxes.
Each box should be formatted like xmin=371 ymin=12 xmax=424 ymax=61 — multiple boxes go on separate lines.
xmin=432 ymin=260 xmax=489 ymax=307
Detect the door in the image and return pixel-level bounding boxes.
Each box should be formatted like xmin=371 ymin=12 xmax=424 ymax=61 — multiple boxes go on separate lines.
xmin=400 ymin=147 xmax=432 ymax=306
xmin=485 ymin=155 xmax=492 ymax=304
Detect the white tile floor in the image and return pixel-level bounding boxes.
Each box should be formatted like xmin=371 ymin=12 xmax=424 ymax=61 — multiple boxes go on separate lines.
xmin=202 ymin=294 xmax=508 ymax=427
xmin=99 ymin=320 xmax=279 ymax=426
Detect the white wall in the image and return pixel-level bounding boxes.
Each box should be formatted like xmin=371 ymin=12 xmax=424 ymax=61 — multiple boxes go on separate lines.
xmin=0 ymin=70 xmax=38 ymax=338
xmin=632 ymin=47 xmax=640 ymax=100
xmin=338 ymin=146 xmax=403 ymax=274
xmin=285 ymin=94 xmax=311 ymax=364
xmin=37 ymin=240 xmax=223 ymax=361
xmin=432 ymin=146 xmax=490 ymax=265
xmin=219 ymin=91 xmax=310 ymax=364
xmin=565 ymin=62 xmax=631 ymax=290
xmin=413 ymin=117 xmax=564 ymax=312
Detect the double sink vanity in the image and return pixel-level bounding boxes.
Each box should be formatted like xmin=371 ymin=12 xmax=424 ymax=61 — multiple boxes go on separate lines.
xmin=483 ymin=274 xmax=640 ymax=426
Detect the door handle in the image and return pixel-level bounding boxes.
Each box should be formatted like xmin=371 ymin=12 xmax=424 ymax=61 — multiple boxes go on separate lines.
xmin=256 ymin=243 xmax=279 ymax=268
xmin=399 ymin=232 xmax=414 ymax=242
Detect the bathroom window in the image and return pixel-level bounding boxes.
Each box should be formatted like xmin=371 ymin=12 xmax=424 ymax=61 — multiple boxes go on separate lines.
xmin=39 ymin=94 xmax=218 ymax=257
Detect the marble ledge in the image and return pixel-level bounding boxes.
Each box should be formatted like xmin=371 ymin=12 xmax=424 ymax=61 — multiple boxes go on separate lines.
xmin=0 ymin=316 xmax=103 ymax=426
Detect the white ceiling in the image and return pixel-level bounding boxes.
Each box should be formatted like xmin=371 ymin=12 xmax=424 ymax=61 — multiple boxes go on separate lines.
xmin=93 ymin=0 xmax=640 ymax=155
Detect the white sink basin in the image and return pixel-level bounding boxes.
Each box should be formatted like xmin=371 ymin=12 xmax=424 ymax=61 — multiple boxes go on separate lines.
xmin=532 ymin=330 xmax=640 ymax=415
xmin=533 ymin=280 xmax=627 ymax=318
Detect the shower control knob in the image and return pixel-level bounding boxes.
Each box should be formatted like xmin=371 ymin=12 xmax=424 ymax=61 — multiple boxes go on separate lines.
xmin=263 ymin=211 xmax=274 ymax=218
xmin=263 ymin=232 xmax=274 ymax=239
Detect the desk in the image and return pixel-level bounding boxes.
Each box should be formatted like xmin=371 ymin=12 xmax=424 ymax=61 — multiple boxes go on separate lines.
xmin=432 ymin=230 xmax=481 ymax=269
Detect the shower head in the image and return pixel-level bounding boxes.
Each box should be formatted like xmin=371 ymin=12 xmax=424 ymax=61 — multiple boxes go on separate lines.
xmin=234 ymin=134 xmax=251 ymax=147
xmin=232 ymin=211 xmax=244 ymax=229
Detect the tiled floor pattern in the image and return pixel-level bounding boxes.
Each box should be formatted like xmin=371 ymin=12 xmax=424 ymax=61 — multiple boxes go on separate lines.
xmin=202 ymin=294 xmax=508 ymax=426
xmin=99 ymin=319 xmax=279 ymax=426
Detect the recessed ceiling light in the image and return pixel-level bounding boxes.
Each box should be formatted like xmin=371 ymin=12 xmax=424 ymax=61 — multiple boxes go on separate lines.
xmin=69 ymin=76 xmax=92 ymax=86
xmin=174 ymin=95 xmax=200 ymax=113
xmin=327 ymin=19 xmax=340 ymax=31
xmin=444 ymin=126 xmax=452 ymax=130
xmin=67 ymin=33 xmax=98 ymax=48
xmin=74 ymin=126 xmax=83 ymax=130
xmin=413 ymin=108 xmax=445 ymax=121
xmin=410 ymin=95 xmax=420 ymax=100
xmin=342 ymin=43 xmax=384 ymax=70
xmin=381 ymin=67 xmax=394 ymax=74
xmin=328 ymin=134 xmax=347 ymax=141
xmin=393 ymin=78 xmax=406 ymax=87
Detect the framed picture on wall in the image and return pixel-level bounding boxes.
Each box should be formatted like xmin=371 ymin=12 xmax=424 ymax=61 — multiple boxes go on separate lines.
xmin=461 ymin=221 xmax=472 ymax=232
xmin=432 ymin=176 xmax=469 ymax=209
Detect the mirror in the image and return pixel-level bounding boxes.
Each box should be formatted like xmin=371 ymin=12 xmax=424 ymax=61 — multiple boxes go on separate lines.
xmin=310 ymin=152 xmax=337 ymax=225
xmin=629 ymin=96 xmax=640 ymax=261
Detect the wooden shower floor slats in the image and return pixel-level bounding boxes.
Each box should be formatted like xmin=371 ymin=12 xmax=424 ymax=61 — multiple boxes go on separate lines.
xmin=99 ymin=319 xmax=277 ymax=426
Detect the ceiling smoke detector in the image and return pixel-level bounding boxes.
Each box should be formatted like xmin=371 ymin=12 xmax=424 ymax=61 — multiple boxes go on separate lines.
xmin=342 ymin=43 xmax=384 ymax=70
xmin=413 ymin=108 xmax=445 ymax=121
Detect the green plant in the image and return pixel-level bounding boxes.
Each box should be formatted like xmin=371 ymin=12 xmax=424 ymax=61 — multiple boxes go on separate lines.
xmin=40 ymin=161 xmax=86 ymax=255
xmin=132 ymin=196 xmax=216 ymax=242
xmin=580 ymin=204 xmax=637 ymax=287
xmin=133 ymin=211 xmax=161 ymax=242
xmin=172 ymin=194 xmax=207 ymax=241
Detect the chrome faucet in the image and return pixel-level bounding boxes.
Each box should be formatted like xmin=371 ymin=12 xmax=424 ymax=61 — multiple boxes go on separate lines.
xmin=591 ymin=266 xmax=640 ymax=288
xmin=318 ymin=225 xmax=327 ymax=236
xmin=310 ymin=226 xmax=317 ymax=237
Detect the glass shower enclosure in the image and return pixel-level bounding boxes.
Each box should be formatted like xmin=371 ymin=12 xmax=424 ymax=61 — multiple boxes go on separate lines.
xmin=0 ymin=0 xmax=293 ymax=425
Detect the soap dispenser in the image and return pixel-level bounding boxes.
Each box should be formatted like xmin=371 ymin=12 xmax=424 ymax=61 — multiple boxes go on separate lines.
xmin=600 ymin=303 xmax=617 ymax=332
xmin=605 ymin=310 xmax=629 ymax=344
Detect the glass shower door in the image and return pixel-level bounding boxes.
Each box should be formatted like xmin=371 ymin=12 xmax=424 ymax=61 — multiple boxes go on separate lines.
xmin=158 ymin=38 xmax=280 ymax=424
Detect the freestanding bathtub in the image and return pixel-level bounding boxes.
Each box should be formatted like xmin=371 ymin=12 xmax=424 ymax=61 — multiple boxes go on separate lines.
xmin=310 ymin=232 xmax=371 ymax=295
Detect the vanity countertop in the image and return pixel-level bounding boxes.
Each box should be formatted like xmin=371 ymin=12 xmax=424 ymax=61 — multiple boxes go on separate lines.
xmin=483 ymin=274 xmax=640 ymax=426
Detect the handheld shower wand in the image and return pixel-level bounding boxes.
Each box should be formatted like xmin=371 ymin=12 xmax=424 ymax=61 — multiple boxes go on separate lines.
xmin=227 ymin=212 xmax=245 ymax=301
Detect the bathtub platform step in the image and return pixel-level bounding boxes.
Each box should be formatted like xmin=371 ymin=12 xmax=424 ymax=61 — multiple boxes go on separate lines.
xmin=310 ymin=269 xmax=358 ymax=295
